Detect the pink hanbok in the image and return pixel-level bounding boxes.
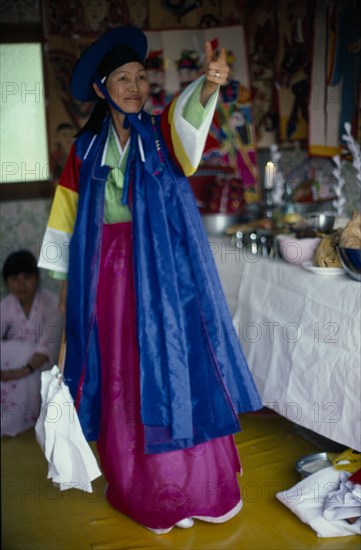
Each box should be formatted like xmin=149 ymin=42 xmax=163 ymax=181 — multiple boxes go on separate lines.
xmin=96 ymin=222 xmax=243 ymax=532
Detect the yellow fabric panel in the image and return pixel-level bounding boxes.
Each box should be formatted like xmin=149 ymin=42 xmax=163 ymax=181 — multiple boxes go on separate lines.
xmin=168 ymin=99 xmax=197 ymax=177
xmin=48 ymin=185 xmax=78 ymax=234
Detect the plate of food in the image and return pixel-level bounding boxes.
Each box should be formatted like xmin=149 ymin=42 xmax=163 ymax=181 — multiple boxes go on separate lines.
xmin=301 ymin=261 xmax=345 ymax=277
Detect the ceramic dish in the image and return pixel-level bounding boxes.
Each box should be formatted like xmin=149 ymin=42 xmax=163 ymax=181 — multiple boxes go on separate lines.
xmin=301 ymin=261 xmax=345 ymax=277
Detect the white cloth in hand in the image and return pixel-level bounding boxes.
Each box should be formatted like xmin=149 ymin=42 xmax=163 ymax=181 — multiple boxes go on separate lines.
xmin=35 ymin=366 xmax=102 ymax=493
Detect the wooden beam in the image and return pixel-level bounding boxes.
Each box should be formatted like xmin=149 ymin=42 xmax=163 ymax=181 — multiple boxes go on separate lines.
xmin=0 ymin=181 xmax=54 ymax=201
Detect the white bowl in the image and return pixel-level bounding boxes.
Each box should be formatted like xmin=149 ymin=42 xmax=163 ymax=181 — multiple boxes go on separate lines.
xmin=276 ymin=234 xmax=321 ymax=265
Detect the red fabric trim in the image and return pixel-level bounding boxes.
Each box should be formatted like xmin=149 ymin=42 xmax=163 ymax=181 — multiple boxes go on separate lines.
xmin=58 ymin=143 xmax=81 ymax=193
xmin=75 ymin=369 xmax=85 ymax=410
xmin=160 ymin=103 xmax=182 ymax=172
xmin=349 ymin=468 xmax=361 ymax=485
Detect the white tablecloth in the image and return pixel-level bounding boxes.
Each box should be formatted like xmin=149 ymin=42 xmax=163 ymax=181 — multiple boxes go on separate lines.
xmin=210 ymin=237 xmax=361 ymax=451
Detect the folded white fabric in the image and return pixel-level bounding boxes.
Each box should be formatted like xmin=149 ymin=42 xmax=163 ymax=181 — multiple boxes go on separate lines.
xmin=276 ymin=466 xmax=361 ymax=537
xmin=35 ymin=366 xmax=102 ymax=493
xmin=323 ymin=471 xmax=361 ymax=522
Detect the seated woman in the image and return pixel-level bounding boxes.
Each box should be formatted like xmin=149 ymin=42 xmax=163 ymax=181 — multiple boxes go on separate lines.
xmin=1 ymin=250 xmax=63 ymax=436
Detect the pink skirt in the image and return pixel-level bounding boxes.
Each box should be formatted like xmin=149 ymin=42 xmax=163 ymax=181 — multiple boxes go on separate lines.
xmin=96 ymin=222 xmax=242 ymax=531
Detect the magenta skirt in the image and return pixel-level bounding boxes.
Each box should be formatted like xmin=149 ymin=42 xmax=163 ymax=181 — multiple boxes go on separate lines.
xmin=96 ymin=222 xmax=242 ymax=530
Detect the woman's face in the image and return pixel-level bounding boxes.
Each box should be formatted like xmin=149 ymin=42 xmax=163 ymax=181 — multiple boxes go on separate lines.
xmin=7 ymin=273 xmax=38 ymax=306
xmin=103 ymin=62 xmax=150 ymax=113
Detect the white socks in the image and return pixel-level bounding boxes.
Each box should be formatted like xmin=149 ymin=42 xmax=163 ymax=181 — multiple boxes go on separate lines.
xmin=175 ymin=518 xmax=194 ymax=529
xmin=144 ymin=517 xmax=194 ymax=534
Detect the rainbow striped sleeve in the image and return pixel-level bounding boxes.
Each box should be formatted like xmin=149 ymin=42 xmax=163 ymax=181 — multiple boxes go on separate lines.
xmin=164 ymin=76 xmax=219 ymax=176
xmin=38 ymin=144 xmax=80 ymax=273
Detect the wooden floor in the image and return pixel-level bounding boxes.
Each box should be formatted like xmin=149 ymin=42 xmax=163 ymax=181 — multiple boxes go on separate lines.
xmin=1 ymin=412 xmax=360 ymax=550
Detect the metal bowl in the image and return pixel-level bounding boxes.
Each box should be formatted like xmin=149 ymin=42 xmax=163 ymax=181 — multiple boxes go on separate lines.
xmin=295 ymin=452 xmax=332 ymax=479
xmin=201 ymin=214 xmax=247 ymax=235
xmin=294 ymin=200 xmax=334 ymax=215
xmin=337 ymin=247 xmax=361 ymax=282
xmin=304 ymin=211 xmax=336 ymax=233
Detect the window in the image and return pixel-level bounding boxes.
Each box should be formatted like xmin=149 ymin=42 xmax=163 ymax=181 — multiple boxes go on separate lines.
xmin=0 ymin=41 xmax=52 ymax=199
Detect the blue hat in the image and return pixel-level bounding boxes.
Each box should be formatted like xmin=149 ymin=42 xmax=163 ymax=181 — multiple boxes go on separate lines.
xmin=71 ymin=26 xmax=148 ymax=102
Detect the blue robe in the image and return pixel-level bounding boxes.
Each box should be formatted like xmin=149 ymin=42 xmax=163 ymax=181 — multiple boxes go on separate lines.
xmin=65 ymin=113 xmax=262 ymax=453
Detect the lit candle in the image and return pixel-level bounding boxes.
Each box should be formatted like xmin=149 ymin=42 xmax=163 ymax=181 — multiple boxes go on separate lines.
xmin=264 ymin=161 xmax=275 ymax=189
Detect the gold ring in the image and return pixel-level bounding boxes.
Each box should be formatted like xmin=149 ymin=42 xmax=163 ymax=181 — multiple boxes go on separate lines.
xmin=215 ymin=71 xmax=221 ymax=78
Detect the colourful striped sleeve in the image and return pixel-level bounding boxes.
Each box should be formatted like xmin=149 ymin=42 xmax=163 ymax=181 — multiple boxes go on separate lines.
xmin=161 ymin=76 xmax=219 ymax=176
xmin=38 ymin=145 xmax=80 ymax=274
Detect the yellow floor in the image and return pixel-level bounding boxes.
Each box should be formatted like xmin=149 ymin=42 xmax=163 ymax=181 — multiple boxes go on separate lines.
xmin=1 ymin=412 xmax=360 ymax=550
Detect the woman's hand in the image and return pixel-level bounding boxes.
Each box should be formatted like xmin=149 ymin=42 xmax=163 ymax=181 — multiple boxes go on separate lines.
xmin=0 ymin=352 xmax=48 ymax=382
xmin=201 ymin=41 xmax=230 ymax=106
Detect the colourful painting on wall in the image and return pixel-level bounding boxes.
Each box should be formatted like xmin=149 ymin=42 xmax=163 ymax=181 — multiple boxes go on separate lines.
xmin=144 ymin=27 xmax=260 ymax=203
xmin=245 ymin=0 xmax=279 ymax=149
